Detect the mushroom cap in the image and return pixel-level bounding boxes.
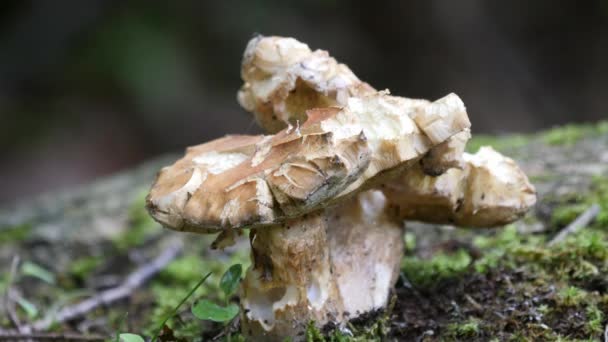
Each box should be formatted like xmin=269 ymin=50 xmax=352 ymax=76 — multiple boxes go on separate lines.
xmin=383 ymin=146 xmax=537 ymax=227
xmin=146 ymin=108 xmax=370 ymax=233
xmin=238 ymin=35 xmax=375 ymax=133
xmin=149 ymin=88 xmax=471 ymax=233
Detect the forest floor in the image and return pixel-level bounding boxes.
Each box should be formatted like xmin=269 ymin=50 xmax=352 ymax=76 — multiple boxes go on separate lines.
xmin=1 ymin=122 xmax=607 ymax=341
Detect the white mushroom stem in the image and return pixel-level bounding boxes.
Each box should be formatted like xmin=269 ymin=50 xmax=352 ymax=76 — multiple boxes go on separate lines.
xmin=240 ymin=192 xmax=407 ymax=341
xmin=240 ymin=211 xmax=343 ymax=341
xmin=327 ymin=190 xmax=404 ymax=318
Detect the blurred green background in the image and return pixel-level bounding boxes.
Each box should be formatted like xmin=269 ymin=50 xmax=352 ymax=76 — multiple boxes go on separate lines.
xmin=1 ymin=0 xmax=607 ymax=204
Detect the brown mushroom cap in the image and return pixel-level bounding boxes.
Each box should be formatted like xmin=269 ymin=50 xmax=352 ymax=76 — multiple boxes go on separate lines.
xmin=237 ymin=35 xmax=473 ymax=182
xmin=146 ymin=108 xmax=370 ymax=232
xmin=148 ymin=83 xmax=472 ymax=233
xmin=383 ymin=146 xmax=537 ymax=227
xmin=238 ymin=35 xmax=375 ymax=133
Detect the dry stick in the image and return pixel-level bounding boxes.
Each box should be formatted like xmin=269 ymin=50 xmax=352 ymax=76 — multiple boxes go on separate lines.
xmin=3 ymin=255 xmax=29 ymax=334
xmin=26 ymin=240 xmax=183 ymax=332
xmin=548 ymin=204 xmax=601 ymax=246
xmin=0 ymin=331 xmax=105 ymax=341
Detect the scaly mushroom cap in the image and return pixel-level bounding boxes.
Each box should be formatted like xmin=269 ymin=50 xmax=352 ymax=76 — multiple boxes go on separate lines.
xmin=322 ymin=92 xmax=470 ymax=198
xmin=237 ymin=35 xmax=472 ymax=179
xmin=238 ymin=35 xmax=375 ymax=133
xmin=148 ymin=89 xmax=470 ymax=233
xmin=382 ymin=146 xmax=537 ymax=227
xmin=146 ymin=108 xmax=370 ymax=232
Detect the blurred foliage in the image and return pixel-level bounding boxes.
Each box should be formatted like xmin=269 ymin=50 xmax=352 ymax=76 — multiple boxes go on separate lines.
xmin=1 ymin=1 xmax=608 ymax=204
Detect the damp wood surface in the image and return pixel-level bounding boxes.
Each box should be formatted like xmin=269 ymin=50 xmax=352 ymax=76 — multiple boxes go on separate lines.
xmin=1 ymin=122 xmax=607 ymax=341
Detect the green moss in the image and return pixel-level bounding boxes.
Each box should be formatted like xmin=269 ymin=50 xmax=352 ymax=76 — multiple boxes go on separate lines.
xmin=0 ymin=273 xmax=7 ymax=294
xmin=404 ymin=232 xmax=416 ymax=252
xmin=473 ymin=225 xmax=529 ymax=273
xmin=590 ymin=175 xmax=608 ymax=227
xmin=305 ymin=299 xmax=393 ymax=341
xmin=467 ymin=134 xmax=530 ymax=154
xmin=551 ymin=204 xmax=589 ymax=227
xmin=0 ymin=223 xmax=32 ymax=244
xmin=402 ymin=249 xmax=472 ymax=287
xmin=550 ymin=175 xmax=608 ymax=230
xmin=539 ymin=120 xmax=608 ymax=146
xmin=541 ymin=124 xmax=589 ymax=146
xmin=469 ymin=121 xmax=608 ymax=154
xmin=556 ymin=286 xmax=588 ymax=307
xmin=584 ymin=304 xmax=604 ymax=335
xmin=306 ymin=321 xmax=325 ymax=342
xmin=68 ymin=256 xmax=103 ymax=279
xmin=446 ymin=317 xmax=481 ymax=338
xmin=112 ymin=191 xmax=159 ymax=250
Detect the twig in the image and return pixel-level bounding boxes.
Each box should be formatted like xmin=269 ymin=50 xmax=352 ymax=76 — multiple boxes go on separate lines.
xmin=548 ymin=204 xmax=600 ymax=246
xmin=464 ymin=294 xmax=482 ymax=311
xmin=0 ymin=331 xmax=106 ymax=341
xmin=4 ymin=255 xmax=29 ymax=334
xmin=26 ymin=240 xmax=183 ymax=331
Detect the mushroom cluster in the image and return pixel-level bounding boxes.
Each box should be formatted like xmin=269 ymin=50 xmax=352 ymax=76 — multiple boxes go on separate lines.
xmin=146 ymin=36 xmax=536 ymax=341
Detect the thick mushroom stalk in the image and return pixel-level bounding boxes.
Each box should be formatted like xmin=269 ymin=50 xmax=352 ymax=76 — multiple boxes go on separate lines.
xmin=327 ymin=190 xmax=404 ymax=317
xmin=241 ymin=212 xmax=342 ymax=340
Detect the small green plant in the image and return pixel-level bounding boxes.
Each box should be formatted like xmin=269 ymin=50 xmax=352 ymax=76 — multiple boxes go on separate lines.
xmin=447 ymin=317 xmax=481 ymax=338
xmin=119 ymin=264 xmax=243 ymax=341
xmin=556 ymin=286 xmax=587 ymax=307
xmin=2 ymin=260 xmax=57 ymax=319
xmin=21 ymin=261 xmax=55 ymax=285
xmin=584 ymin=304 xmax=604 ymax=335
xmin=191 ymin=263 xmax=242 ymax=322
xmin=402 ymin=249 xmax=472 ymax=287
xmin=151 ymin=271 xmax=212 ymax=342
xmin=118 ymin=333 xmax=145 ymax=342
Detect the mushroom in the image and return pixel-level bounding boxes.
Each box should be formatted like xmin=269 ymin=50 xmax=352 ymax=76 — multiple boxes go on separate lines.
xmin=146 ymin=90 xmax=470 ymax=340
xmin=234 ymin=34 xmax=537 ymax=331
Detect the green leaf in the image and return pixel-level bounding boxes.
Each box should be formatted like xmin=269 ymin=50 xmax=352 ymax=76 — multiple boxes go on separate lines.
xmin=15 ymin=296 xmax=38 ymax=318
xmin=21 ymin=261 xmax=55 ymax=284
xmin=192 ymin=299 xmax=239 ymax=322
xmin=119 ymin=333 xmax=145 ymax=342
xmin=151 ymin=271 xmax=212 ymax=342
xmin=219 ymin=264 xmax=242 ymax=297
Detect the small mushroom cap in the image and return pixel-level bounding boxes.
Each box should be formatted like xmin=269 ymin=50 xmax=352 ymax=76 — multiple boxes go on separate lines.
xmin=238 ymin=35 xmax=375 ymax=133
xmin=146 ymin=109 xmax=370 ymax=233
xmin=237 ymin=36 xmax=472 ymax=196
xmin=383 ymin=146 xmax=537 ymax=227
